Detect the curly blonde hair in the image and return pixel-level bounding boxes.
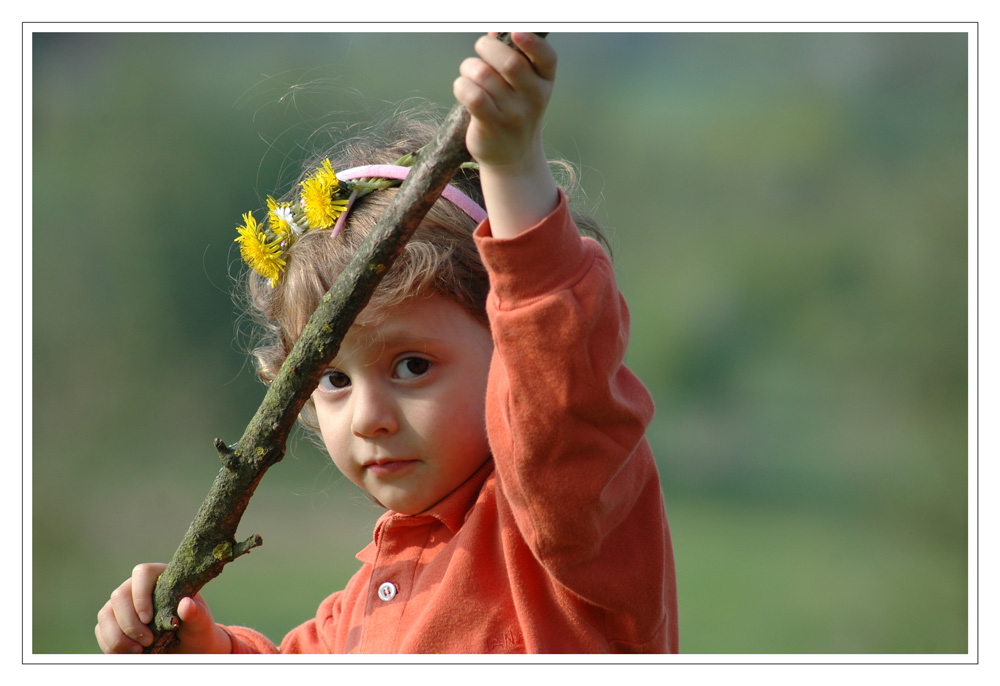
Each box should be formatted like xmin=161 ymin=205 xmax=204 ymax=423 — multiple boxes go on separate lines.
xmin=240 ymin=102 xmax=603 ymax=433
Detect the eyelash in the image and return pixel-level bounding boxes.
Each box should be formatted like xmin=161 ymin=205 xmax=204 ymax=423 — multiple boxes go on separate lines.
xmin=318 ymin=370 xmax=351 ymax=391
xmin=395 ymin=357 xmax=431 ymax=380
xmin=317 ymin=357 xmax=432 ymax=392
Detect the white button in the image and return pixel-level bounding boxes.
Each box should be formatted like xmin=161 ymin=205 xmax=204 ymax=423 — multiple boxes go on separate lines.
xmin=377 ymin=582 xmax=397 ymax=601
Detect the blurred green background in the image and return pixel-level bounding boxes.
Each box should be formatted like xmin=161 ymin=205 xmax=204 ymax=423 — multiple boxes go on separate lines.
xmin=31 ymin=31 xmax=969 ymax=654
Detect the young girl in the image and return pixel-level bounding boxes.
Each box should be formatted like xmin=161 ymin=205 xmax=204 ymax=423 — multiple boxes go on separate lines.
xmin=95 ymin=32 xmax=678 ymax=654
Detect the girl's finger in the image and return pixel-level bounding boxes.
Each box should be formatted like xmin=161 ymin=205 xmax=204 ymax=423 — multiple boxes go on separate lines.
xmin=473 ymin=35 xmax=538 ymax=89
xmin=95 ymin=618 xmax=132 ymax=654
xmin=174 ymin=594 xmax=231 ymax=654
xmin=454 ymin=72 xmax=503 ymax=122
xmin=510 ymin=32 xmax=557 ymax=81
xmin=458 ymin=56 xmax=511 ymax=101
xmin=176 ymin=596 xmax=212 ymax=642
xmin=131 ymin=562 xmax=166 ymax=625
xmin=94 ymin=622 xmax=112 ymax=653
xmin=475 ymin=33 xmax=556 ymax=86
xmin=96 ymin=601 xmax=143 ymax=653
xmin=109 ymin=582 xmax=153 ymax=647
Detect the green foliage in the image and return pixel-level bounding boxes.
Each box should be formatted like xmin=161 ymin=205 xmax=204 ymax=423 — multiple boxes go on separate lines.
xmin=31 ymin=32 xmax=969 ymax=654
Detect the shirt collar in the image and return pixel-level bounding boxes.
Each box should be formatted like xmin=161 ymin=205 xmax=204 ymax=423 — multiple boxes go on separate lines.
xmin=356 ymin=459 xmax=495 ymax=563
xmin=424 ymin=457 xmax=495 ymax=533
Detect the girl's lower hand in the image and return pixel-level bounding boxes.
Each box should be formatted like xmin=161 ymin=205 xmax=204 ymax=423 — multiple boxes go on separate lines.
xmin=95 ymin=562 xmax=232 ymax=654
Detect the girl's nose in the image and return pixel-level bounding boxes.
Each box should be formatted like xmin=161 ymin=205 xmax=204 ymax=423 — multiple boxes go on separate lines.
xmin=350 ymin=382 xmax=400 ymax=438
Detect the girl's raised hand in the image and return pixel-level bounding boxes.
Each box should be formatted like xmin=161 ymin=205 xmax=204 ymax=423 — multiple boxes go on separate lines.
xmin=454 ymin=32 xmax=557 ymax=171
xmin=454 ymin=32 xmax=560 ymax=239
xmin=95 ymin=562 xmax=232 ymax=654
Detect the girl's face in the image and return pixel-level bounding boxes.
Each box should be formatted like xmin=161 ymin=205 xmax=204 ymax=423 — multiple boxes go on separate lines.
xmin=312 ymin=294 xmax=494 ymax=515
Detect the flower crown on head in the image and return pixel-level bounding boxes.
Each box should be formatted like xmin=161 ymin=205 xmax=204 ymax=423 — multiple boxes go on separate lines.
xmin=235 ymin=150 xmax=485 ymax=287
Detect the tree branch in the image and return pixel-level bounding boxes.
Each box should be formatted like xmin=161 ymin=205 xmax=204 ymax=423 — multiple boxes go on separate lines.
xmin=145 ymin=31 xmax=542 ymax=654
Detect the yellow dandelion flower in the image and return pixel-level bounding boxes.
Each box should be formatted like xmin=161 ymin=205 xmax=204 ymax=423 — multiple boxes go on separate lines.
xmin=235 ymin=212 xmax=286 ymax=287
xmin=315 ymin=158 xmax=339 ymax=187
xmin=267 ymin=196 xmax=295 ymax=240
xmin=300 ymin=159 xmax=349 ymax=229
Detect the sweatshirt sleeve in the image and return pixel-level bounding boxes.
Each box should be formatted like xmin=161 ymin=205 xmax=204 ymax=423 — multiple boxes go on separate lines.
xmin=219 ymin=589 xmax=346 ymax=654
xmin=219 ymin=625 xmax=279 ymax=654
xmin=473 ymin=191 xmax=667 ymax=607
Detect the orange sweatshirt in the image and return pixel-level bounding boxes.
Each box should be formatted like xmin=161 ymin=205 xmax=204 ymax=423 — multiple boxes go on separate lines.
xmin=222 ymin=192 xmax=679 ymax=653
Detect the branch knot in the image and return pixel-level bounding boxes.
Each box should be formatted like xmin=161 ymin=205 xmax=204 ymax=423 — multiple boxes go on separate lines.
xmin=214 ymin=437 xmax=239 ymax=470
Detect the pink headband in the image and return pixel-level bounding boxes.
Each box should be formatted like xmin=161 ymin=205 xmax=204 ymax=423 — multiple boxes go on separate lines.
xmin=335 ymin=165 xmax=488 ymax=233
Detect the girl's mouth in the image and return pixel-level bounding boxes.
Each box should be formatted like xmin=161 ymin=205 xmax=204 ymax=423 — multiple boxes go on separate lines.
xmin=364 ymin=459 xmax=419 ymax=477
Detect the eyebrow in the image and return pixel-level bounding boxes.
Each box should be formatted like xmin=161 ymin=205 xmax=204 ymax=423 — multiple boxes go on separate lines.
xmin=371 ymin=330 xmax=450 ymax=351
xmin=335 ymin=327 xmax=450 ymax=365
xmin=329 ymin=314 xmax=473 ymax=369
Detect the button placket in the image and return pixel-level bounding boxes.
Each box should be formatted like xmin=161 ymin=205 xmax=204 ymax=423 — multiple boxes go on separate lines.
xmin=360 ymin=516 xmax=437 ymax=651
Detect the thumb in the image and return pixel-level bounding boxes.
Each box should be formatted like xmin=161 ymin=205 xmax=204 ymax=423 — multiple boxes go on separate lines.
xmin=174 ymin=595 xmax=226 ymax=653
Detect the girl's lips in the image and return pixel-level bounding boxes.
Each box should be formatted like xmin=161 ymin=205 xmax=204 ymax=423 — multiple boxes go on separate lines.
xmin=364 ymin=459 xmax=418 ymax=477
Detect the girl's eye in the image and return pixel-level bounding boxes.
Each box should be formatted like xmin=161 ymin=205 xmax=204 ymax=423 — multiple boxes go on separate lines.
xmin=318 ymin=370 xmax=351 ymax=391
xmin=394 ymin=357 xmax=431 ymax=380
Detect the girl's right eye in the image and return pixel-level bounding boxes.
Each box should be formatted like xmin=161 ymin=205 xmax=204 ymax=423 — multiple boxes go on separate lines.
xmin=318 ymin=370 xmax=351 ymax=391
